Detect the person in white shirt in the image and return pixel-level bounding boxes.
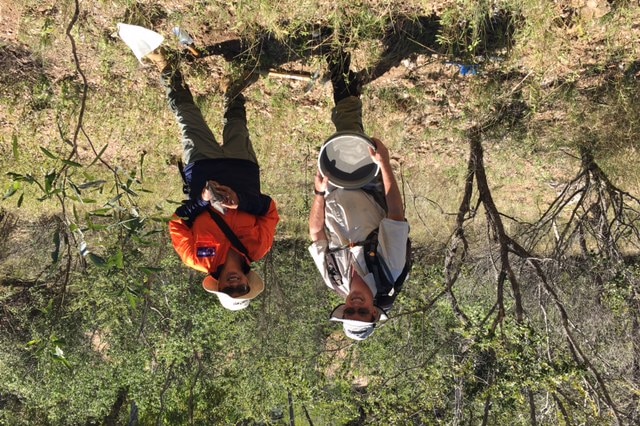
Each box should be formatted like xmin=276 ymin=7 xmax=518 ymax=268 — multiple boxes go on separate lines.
xmin=309 ymin=126 xmax=410 ymax=339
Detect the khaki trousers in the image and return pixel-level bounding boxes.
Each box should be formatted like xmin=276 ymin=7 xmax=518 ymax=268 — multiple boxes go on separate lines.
xmin=331 ymin=96 xmax=364 ymax=134
xmin=164 ymin=71 xmax=258 ymax=165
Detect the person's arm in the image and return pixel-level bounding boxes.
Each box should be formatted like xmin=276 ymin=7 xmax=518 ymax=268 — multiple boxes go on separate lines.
xmin=176 ymin=180 xmax=235 ymax=227
xmin=168 ymin=217 xmax=207 ymax=273
xmin=204 ymin=180 xmax=273 ymax=216
xmin=251 ymin=199 xmax=280 ymax=261
xmin=174 ymin=199 xmax=210 ymax=227
xmin=309 ymin=173 xmax=328 ymax=242
xmin=369 ymin=138 xmax=404 ymax=221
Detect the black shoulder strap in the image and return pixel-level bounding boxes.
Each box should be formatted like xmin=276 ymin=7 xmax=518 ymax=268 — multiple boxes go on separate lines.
xmin=208 ymin=210 xmax=253 ymax=262
xmin=324 ymin=250 xmax=348 ymax=297
xmin=392 ymin=237 xmax=412 ymax=291
xmin=363 ymin=228 xmax=412 ymax=292
xmin=363 ymin=229 xmax=392 ymax=294
xmin=367 ymin=232 xmax=412 ymax=311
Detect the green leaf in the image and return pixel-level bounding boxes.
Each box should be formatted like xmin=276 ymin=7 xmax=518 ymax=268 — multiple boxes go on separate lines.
xmin=139 ymin=266 xmax=163 ymax=275
xmin=3 ymin=182 xmax=18 ymax=200
xmin=17 ymin=193 xmax=24 ymax=207
xmin=61 ymin=159 xmax=83 ymax=167
xmin=40 ymin=299 xmax=54 ymax=316
xmin=51 ymin=346 xmax=72 ymax=370
xmin=87 ymin=222 xmax=107 ymax=231
xmin=109 ymin=248 xmax=124 ymax=269
xmin=69 ymin=181 xmax=81 ymax=196
xmin=88 ymin=253 xmax=107 ymax=267
xmin=115 ymin=250 xmax=124 ymax=269
xmin=151 ymin=216 xmax=173 ymax=223
xmin=44 ymin=171 xmax=56 ymax=193
xmin=89 ymin=208 xmax=112 ymax=215
xmin=12 ymin=134 xmax=19 ymax=160
xmin=40 ymin=146 xmax=58 ymax=159
xmin=120 ymin=185 xmax=138 ymax=196
xmin=126 ymin=291 xmax=138 ymax=309
xmin=77 ymin=180 xmax=106 ymax=190
xmin=7 ymin=173 xmax=35 ymax=184
xmin=107 ymin=193 xmax=124 ymax=205
xmin=88 ymin=144 xmax=108 ymax=167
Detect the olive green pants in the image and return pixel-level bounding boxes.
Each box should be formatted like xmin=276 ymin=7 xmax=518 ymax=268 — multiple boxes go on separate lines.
xmin=163 ymin=70 xmax=258 ymax=165
xmin=331 ymin=96 xmax=364 ymax=134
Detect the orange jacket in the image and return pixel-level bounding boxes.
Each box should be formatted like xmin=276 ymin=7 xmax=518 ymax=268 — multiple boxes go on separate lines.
xmin=169 ymin=200 xmax=279 ymax=273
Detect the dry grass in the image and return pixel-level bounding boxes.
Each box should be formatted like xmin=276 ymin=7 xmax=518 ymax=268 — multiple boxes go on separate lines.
xmin=1 ymin=0 xmax=639 ymax=251
xmin=2 ymin=2 xmax=640 ymax=424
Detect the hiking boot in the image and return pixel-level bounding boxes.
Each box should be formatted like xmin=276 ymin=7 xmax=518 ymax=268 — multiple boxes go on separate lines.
xmin=327 ymin=49 xmax=351 ymax=84
xmin=143 ymin=47 xmax=171 ymax=73
xmin=326 ymin=50 xmax=362 ymax=103
xmin=221 ymin=70 xmax=259 ymax=104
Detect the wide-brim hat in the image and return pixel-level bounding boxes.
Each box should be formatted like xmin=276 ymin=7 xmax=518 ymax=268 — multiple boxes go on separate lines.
xmin=318 ymin=131 xmax=380 ymax=189
xmin=202 ymin=271 xmax=264 ymax=311
xmin=329 ymin=304 xmax=389 ymax=340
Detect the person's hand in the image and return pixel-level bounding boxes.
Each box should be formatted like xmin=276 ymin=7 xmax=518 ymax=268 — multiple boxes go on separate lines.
xmin=213 ymin=182 xmax=239 ymax=209
xmin=368 ymin=137 xmax=390 ymax=165
xmin=369 ymin=138 xmax=389 ymax=167
xmin=201 ymin=181 xmax=215 ymax=202
xmin=314 ymin=172 xmax=328 ymax=194
xmin=368 ymin=137 xmax=391 ymax=166
xmin=202 ymin=181 xmax=239 ymax=209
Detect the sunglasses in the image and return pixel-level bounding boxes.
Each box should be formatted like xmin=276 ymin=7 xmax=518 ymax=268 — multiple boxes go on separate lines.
xmin=220 ymin=284 xmax=250 ymax=298
xmin=344 ymin=307 xmax=371 ymax=316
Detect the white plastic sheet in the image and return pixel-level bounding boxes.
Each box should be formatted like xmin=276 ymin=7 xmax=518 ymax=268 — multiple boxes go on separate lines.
xmin=117 ymin=23 xmax=164 ymax=63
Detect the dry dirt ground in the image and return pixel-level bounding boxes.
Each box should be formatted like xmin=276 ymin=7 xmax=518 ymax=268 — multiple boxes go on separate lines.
xmin=1 ymin=2 xmax=640 ymax=422
xmin=1 ymin=1 xmax=639 ymax=247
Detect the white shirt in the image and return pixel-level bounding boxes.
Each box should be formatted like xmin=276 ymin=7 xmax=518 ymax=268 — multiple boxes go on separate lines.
xmin=309 ymin=189 xmax=410 ymax=298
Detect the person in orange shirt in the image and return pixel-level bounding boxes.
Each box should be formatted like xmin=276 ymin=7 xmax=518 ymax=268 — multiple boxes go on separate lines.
xmin=146 ymin=49 xmax=279 ymax=310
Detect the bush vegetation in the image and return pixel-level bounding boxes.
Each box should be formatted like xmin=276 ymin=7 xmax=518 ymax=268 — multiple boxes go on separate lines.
xmin=1 ymin=0 xmax=640 ymax=424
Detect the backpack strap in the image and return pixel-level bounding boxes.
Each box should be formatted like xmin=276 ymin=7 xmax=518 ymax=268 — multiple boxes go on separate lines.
xmin=362 ymin=229 xmax=392 ymax=295
xmin=362 ymin=228 xmax=412 ymax=298
xmin=323 ymin=228 xmax=411 ymax=303
xmin=392 ymin=237 xmax=412 ymax=293
xmin=324 ymin=250 xmax=349 ymax=298
xmin=208 ymin=210 xmax=253 ymax=262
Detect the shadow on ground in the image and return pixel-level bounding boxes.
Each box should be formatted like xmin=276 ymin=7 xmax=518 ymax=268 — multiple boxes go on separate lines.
xmin=184 ymin=11 xmax=518 ymax=83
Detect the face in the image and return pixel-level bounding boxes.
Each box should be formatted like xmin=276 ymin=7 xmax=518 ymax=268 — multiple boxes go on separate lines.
xmin=217 ymin=268 xmax=250 ymax=298
xmin=343 ymin=273 xmax=376 ymax=322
